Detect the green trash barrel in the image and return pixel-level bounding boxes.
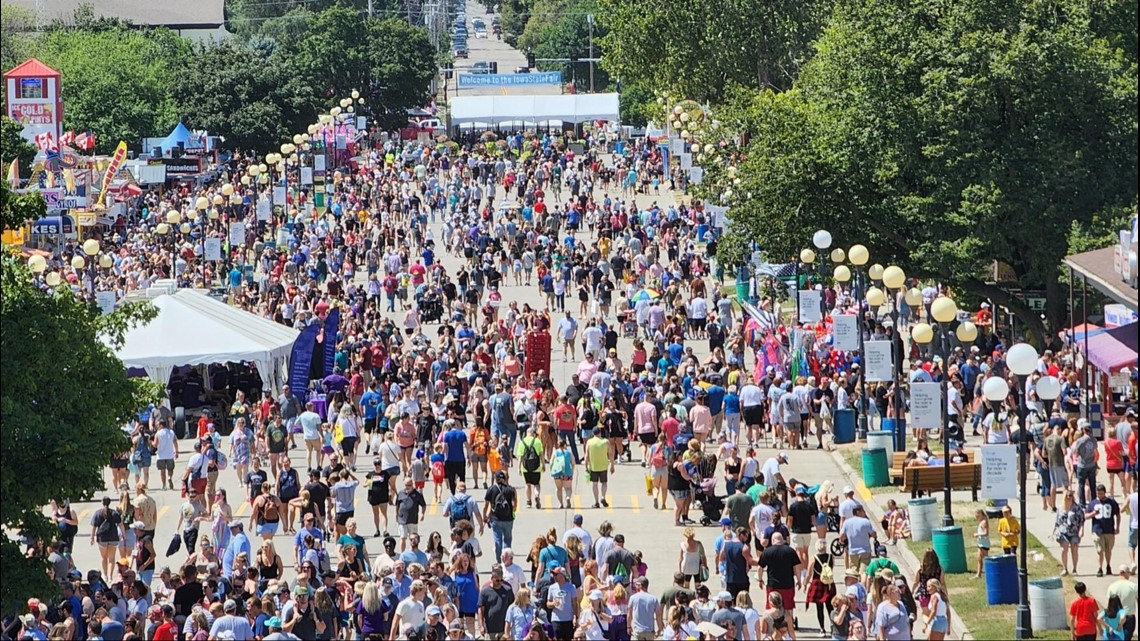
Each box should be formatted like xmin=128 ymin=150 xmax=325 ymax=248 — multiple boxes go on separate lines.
xmin=862 ymin=448 xmax=889 ymax=487
xmin=932 ymin=526 xmax=968 ymax=573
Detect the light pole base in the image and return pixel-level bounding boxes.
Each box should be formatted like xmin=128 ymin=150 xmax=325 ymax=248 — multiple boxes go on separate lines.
xmin=856 ymin=416 xmax=868 ymax=441
xmin=1015 ymin=604 xmax=1032 ymax=639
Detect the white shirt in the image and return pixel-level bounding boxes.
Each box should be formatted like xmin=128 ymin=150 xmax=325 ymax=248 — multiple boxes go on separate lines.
xmin=502 ymin=561 xmax=527 ymax=593
xmin=583 ymin=326 xmax=604 ymax=350
xmin=395 ymin=597 xmax=425 ymax=629
xmin=749 ymin=503 xmax=775 ymax=538
xmin=739 ymin=384 xmax=763 ymax=408
xmin=154 ymin=428 xmax=177 ymax=460
xmin=761 ymin=458 xmax=782 ymax=488
xmin=563 ymin=526 xmax=594 ymax=558
xmin=839 ymin=497 xmax=861 ymax=520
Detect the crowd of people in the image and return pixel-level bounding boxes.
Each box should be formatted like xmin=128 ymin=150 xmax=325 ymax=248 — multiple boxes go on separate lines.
xmin=7 ymin=123 xmax=1138 ymax=641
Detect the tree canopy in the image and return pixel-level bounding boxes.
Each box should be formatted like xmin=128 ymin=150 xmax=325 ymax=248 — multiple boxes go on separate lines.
xmin=712 ymin=0 xmax=1138 ymax=343
xmin=0 ymin=255 xmax=158 ymax=612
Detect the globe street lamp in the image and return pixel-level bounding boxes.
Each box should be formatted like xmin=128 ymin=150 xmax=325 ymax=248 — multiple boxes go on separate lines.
xmin=82 ymin=238 xmax=100 ymax=294
xmin=1007 ymin=342 xmax=1041 ymax=641
xmin=881 ymin=265 xmax=908 ymax=448
xmin=911 ymin=295 xmax=962 ymax=526
xmin=848 ymin=244 xmax=871 ymax=439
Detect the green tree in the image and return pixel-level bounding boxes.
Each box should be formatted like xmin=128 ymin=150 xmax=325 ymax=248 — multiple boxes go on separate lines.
xmin=0 ymin=183 xmax=46 ymax=231
xmin=1 ymin=5 xmax=38 ymax=77
xmin=618 ymin=82 xmax=654 ymax=128
xmin=518 ymin=0 xmax=610 ymax=91
xmin=290 ymin=8 xmax=435 ymax=130
xmin=173 ymin=41 xmax=317 ymax=154
xmin=1 ymin=115 xmax=36 ymax=180
xmin=722 ymin=0 xmax=1138 ymax=344
xmin=0 ymin=254 xmax=158 ymax=613
xmin=34 ymin=27 xmax=184 ymax=154
xmin=597 ymin=0 xmax=828 ymax=103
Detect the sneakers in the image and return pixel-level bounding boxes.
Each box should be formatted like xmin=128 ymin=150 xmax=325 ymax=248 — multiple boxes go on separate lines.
xmin=1060 ymin=569 xmax=1069 ymax=576
xmin=1097 ymin=569 xmax=1104 ymax=577
xmin=601 ymin=498 xmax=609 ymax=508
xmin=593 ymin=502 xmax=601 ymax=509
xmin=535 ymin=498 xmax=542 ymax=509
xmin=1106 ymin=565 xmax=1112 ymax=575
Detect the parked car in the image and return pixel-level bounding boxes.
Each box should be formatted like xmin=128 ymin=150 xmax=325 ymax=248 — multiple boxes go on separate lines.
xmin=452 ymin=45 xmax=468 ymax=58
xmin=470 ymin=60 xmax=491 ymax=74
xmin=515 ymin=66 xmax=530 ymax=73
xmin=475 ymin=27 xmax=487 ymax=38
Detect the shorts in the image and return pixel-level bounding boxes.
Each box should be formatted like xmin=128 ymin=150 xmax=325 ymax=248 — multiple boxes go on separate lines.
xmin=743 ymin=406 xmax=764 ymax=426
xmin=340 ymin=437 xmax=357 ymax=456
xmin=638 ymin=433 xmax=657 ymax=446
xmin=848 ymin=551 xmax=871 ymax=572
xmin=651 ymin=467 xmax=667 ymax=480
xmin=1049 ymin=466 xmax=1070 ymax=489
xmin=257 ymin=521 xmax=279 ymax=536
xmin=305 ymin=438 xmax=321 ymax=450
xmin=470 ymin=454 xmax=487 ymax=464
xmin=523 ymin=472 xmax=542 ymax=485
xmin=364 ymin=417 xmax=378 ymax=432
xmin=398 ymin=523 xmax=419 ymax=538
xmin=790 ymin=532 xmax=810 ymax=549
xmin=1129 ymin=527 xmax=1137 ymax=549
xmin=336 ymin=511 xmax=355 ymax=526
xmin=929 ymin=615 xmax=949 ymax=634
xmin=1058 ymin=533 xmax=1081 ymax=546
xmin=384 ymin=466 xmax=401 ymax=478
xmin=97 ymin=540 xmax=120 ymax=549
xmin=588 ymin=470 xmax=609 ymax=483
xmin=670 ymin=489 xmax=691 ymax=500
xmin=766 ymin=586 xmax=795 ymax=610
xmin=157 ymin=459 xmax=175 ymax=472
xmin=815 ymin=512 xmax=828 ymax=528
xmin=976 ymin=536 xmax=991 ymax=550
xmin=1095 ymin=533 xmax=1115 ymax=554
xmin=191 ymin=478 xmax=208 ymax=495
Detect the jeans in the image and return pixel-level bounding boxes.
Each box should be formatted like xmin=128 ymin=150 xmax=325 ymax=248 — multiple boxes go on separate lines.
xmin=490 ymin=519 xmax=514 ymax=560
xmin=139 ymin=568 xmax=154 ymax=590
xmin=1037 ymin=461 xmax=1052 ymax=496
xmin=1076 ymin=466 xmax=1097 ymax=507
xmin=558 ymin=430 xmax=581 ymax=463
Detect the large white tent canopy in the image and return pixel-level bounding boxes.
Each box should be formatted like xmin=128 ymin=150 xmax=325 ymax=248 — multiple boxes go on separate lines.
xmin=109 ymin=289 xmax=299 ymax=391
xmin=449 ymin=93 xmax=620 ymax=127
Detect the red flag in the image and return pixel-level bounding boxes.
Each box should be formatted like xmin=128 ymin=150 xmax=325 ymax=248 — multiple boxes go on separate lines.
xmin=34 ymin=131 xmax=56 ymax=151
xmin=59 ymin=130 xmax=76 ymax=146
xmin=75 ymin=131 xmax=95 ymax=151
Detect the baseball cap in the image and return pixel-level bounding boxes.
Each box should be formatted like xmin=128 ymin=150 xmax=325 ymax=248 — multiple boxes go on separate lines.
xmin=1078 ymin=418 xmax=1091 ymax=430
xmin=843 ymin=485 xmax=855 ymax=495
xmin=719 ymin=516 xmax=733 ymax=526
xmin=267 ymin=617 xmax=283 ymax=629
xmin=573 ymin=514 xmax=584 ymax=524
xmin=795 ymin=485 xmax=807 ymax=495
xmin=448 ymin=620 xmax=466 ymax=632
xmin=716 ymin=591 xmax=733 ymax=602
xmin=551 ymin=566 xmax=565 ymax=575
xmin=130 ymin=521 xmax=146 ymax=530
xmin=426 ymin=605 xmax=442 ymax=616
xmin=778 ymin=451 xmax=790 ymax=462
xmin=589 ymin=590 xmax=604 ymax=601
xmin=117 ymin=557 xmax=132 ymax=566
xmin=223 ymin=599 xmax=238 ymax=612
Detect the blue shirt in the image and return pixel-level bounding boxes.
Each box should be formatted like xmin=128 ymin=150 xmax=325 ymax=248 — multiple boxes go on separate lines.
xmin=400 ymin=548 xmax=428 ymax=567
xmin=443 ymin=429 xmax=468 ymax=462
xmin=360 ymin=390 xmax=383 ymax=419
xmin=667 ymin=343 xmax=684 ymax=365
xmin=454 ymin=570 xmax=479 ymax=612
xmin=706 ymin=385 xmax=726 ymax=415
xmin=723 ymin=393 xmax=741 ymax=415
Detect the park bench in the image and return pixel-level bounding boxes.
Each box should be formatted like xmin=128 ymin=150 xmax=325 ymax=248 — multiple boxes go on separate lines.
xmin=903 ymin=462 xmax=982 ymax=501
xmin=889 ymin=449 xmax=977 ymax=482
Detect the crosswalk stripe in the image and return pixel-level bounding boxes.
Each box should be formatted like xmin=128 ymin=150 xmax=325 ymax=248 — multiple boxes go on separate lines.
xmin=157 ymin=505 xmax=170 ymax=522
xmin=427 ymin=502 xmax=438 ymax=516
xmin=572 ymin=495 xmax=582 ymax=510
xmin=543 ymin=496 xmax=553 ymax=512
xmin=605 ymin=495 xmax=614 ymax=513
xmin=629 ymin=495 xmax=639 ymax=512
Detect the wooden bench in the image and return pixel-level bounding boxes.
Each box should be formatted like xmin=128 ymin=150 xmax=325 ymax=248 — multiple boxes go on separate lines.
xmin=889 ymin=449 xmax=977 ymax=482
xmin=903 ymin=463 xmax=982 ymax=501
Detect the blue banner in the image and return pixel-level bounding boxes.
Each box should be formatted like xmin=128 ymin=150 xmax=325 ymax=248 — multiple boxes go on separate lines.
xmin=323 ymin=308 xmax=340 ymax=377
xmin=288 ymin=323 xmax=320 ymax=406
xmin=458 ymin=72 xmax=563 ymax=88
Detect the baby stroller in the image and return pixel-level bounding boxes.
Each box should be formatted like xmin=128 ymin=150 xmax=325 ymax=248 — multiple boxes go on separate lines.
xmin=695 ymin=477 xmax=725 ymax=526
xmin=418 ymin=294 xmax=444 ymax=323
xmin=619 ymin=310 xmax=638 ymax=338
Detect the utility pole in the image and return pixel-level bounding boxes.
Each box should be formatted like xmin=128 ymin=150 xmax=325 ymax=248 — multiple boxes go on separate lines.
xmin=368 ymin=0 xmax=373 ymax=18
xmin=587 ymin=14 xmax=595 ymax=93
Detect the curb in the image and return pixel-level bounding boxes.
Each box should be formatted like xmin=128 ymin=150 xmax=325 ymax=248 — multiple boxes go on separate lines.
xmin=828 ymin=448 xmax=976 ymax=641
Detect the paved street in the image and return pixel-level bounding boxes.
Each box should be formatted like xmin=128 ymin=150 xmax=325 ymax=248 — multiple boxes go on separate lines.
xmin=449 ymin=0 xmax=564 ymax=98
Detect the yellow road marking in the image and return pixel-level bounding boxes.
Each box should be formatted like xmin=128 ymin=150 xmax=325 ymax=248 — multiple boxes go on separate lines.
xmin=544 ymin=496 xmax=554 ymax=512
xmin=157 ymin=506 xmax=170 ymax=522
xmin=427 ymin=502 xmax=439 ymax=516
xmin=605 ymin=495 xmax=614 ymax=513
xmin=572 ymin=495 xmax=582 ymax=510
xmin=235 ymin=501 xmax=250 ymax=517
xmin=79 ymin=509 xmax=91 ymax=523
xmin=630 ymin=495 xmax=640 ymax=512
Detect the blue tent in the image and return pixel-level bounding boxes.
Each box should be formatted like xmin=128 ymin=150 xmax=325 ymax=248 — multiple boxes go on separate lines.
xmin=156 ymin=122 xmax=192 ymax=153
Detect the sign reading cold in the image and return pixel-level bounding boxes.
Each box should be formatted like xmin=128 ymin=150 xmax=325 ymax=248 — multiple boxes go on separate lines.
xmin=3 ymin=59 xmax=63 ymax=147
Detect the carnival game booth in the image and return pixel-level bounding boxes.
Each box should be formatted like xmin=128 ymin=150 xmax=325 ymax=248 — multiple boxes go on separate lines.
xmin=109 ymin=288 xmax=298 ymax=436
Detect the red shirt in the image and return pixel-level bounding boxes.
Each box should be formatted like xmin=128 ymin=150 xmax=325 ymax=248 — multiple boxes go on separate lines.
xmin=1069 ymin=595 xmax=1098 ymax=636
xmin=554 ymin=403 xmax=577 ymax=431
xmin=153 ymin=620 xmax=178 ymax=641
xmin=662 ymin=417 xmax=681 ymax=446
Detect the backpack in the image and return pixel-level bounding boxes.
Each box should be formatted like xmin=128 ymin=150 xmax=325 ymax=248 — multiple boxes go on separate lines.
xmin=674 ymin=432 xmax=693 ymax=451
xmin=491 ymin=485 xmax=513 ymax=518
xmin=317 ymin=547 xmax=332 ymax=575
xmin=818 ymin=556 xmax=834 ymax=585
xmin=521 ymin=438 xmax=541 ymax=472
xmin=431 ymin=460 xmax=445 ymax=482
xmin=449 ymin=496 xmax=471 ymax=523
xmin=650 ymin=444 xmax=666 ymax=468
xmin=260 ymin=498 xmax=280 ymax=523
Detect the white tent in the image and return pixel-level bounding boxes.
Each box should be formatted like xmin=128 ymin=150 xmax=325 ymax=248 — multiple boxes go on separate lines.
xmin=449 ymin=93 xmax=620 ymax=128
xmin=110 ymin=289 xmax=299 ymax=390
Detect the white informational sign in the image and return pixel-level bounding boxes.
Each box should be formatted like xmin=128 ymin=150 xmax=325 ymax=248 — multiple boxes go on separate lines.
xmin=300 ymin=167 xmax=314 ymax=186
xmin=679 ymin=153 xmax=693 ymax=170
xmin=864 ymin=340 xmax=894 ymax=382
xmin=257 ymin=198 xmax=272 ymax=221
xmin=750 ymin=251 xmax=764 ymax=267
xmin=313 ymin=155 xmax=326 ymax=172
xmin=203 ymin=237 xmax=222 ymax=261
xmin=910 ymin=382 xmax=943 ymax=429
xmin=356 ymin=116 xmax=367 ymax=131
xmin=980 ymin=445 xmax=1018 ymax=500
xmin=95 ymin=290 xmax=117 ymax=315
xmin=1109 ymin=371 xmax=1130 ymax=388
xmin=690 ymin=166 xmax=704 ymax=184
xmin=705 ymin=204 xmax=728 ymax=229
xmin=671 ymin=137 xmax=685 ymax=155
xmin=229 ymin=222 xmax=246 ymax=247
xmin=273 ymin=186 xmax=287 ymax=205
xmin=832 ymin=314 xmax=860 ymax=351
xmin=798 ymin=290 xmax=822 ymax=323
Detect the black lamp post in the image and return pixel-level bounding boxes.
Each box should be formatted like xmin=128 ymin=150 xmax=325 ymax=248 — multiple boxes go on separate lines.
xmin=796 ymin=248 xmax=816 ymax=328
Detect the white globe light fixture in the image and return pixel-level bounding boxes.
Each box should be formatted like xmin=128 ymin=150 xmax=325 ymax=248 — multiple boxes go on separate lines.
xmin=848 ymin=245 xmax=869 ymax=266
xmin=1036 ymin=375 xmax=1061 ymax=402
xmin=866 ymin=287 xmax=885 ymax=307
xmin=931 ymin=297 xmax=958 ymax=323
xmin=1007 ymin=343 xmax=1040 ymax=377
xmin=911 ymin=322 xmax=934 ymax=344
xmin=812 ymin=229 xmax=832 ymax=250
xmin=82 ymin=239 xmax=100 ymax=256
xmin=983 ymin=376 xmax=1010 ymax=402
xmin=800 ymin=249 xmax=816 ymax=264
xmin=881 ymin=265 xmax=906 ymax=290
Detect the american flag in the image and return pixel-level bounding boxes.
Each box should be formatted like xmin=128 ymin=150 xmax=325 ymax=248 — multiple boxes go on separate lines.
xmin=75 ymin=131 xmax=95 ymax=151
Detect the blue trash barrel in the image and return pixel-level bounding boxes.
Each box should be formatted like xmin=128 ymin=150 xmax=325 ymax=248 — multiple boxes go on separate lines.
xmin=834 ymin=409 xmax=856 ymax=444
xmin=696 ymin=224 xmax=709 ymax=242
xmin=984 ymin=554 xmax=1019 ymax=605
xmin=882 ymin=417 xmax=908 ymax=452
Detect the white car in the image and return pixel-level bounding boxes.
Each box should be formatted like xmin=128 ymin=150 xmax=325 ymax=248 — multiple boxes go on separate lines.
xmin=475 ymin=28 xmax=487 ymax=38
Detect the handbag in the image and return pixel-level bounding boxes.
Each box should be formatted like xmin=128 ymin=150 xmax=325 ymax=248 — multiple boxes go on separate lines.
xmin=644 ymin=474 xmax=654 ymax=496
xmin=166 ymin=533 xmax=182 ymax=557
xmin=697 ymin=542 xmax=709 ymax=583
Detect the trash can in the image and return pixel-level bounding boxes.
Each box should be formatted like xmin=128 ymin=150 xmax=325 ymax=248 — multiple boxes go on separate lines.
xmin=882 ymin=417 xmax=908 ymax=453
xmin=735 ymin=281 xmax=749 ymax=303
xmin=932 ymin=526 xmax=968 ymax=574
xmin=863 ymin=448 xmax=889 ymax=487
xmin=867 ymin=430 xmax=895 ymax=457
xmin=1029 ymin=577 xmax=1068 ymax=631
xmin=909 ymin=497 xmax=938 ymax=542
xmin=984 ymin=555 xmax=1019 ymax=605
xmin=834 ymin=408 xmax=856 ymax=444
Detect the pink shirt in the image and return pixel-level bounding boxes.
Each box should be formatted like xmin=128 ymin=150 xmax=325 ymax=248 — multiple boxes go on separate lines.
xmin=634 ymin=402 xmax=658 ymax=435
xmin=576 ymin=361 xmax=599 ymax=385
xmin=689 ymin=405 xmax=712 ymax=435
